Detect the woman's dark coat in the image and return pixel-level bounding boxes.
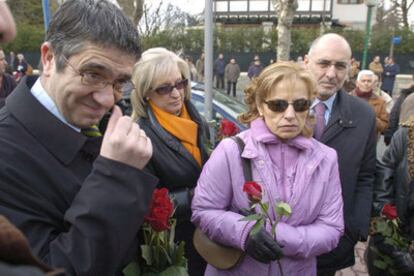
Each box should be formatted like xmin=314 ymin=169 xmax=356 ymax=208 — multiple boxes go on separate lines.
xmin=138 ymin=100 xmax=209 ymax=275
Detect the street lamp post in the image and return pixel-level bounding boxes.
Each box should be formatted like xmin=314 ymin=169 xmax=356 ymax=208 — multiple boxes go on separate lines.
xmin=361 ymin=0 xmax=377 ymax=69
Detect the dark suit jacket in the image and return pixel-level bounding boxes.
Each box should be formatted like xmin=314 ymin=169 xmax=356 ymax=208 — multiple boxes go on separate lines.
xmin=0 ymin=76 xmax=158 ymax=275
xmin=317 ymin=90 xmax=377 ymax=271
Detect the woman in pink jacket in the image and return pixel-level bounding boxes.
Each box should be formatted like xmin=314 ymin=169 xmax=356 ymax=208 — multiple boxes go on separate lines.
xmin=191 ymin=62 xmax=344 ymax=275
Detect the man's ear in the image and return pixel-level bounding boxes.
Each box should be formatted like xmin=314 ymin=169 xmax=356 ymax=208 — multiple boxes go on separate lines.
xmin=303 ymin=54 xmax=310 ymax=68
xmin=40 ymin=42 xmax=54 ymax=77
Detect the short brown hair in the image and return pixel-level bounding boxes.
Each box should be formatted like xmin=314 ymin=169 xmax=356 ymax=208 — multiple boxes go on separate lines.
xmin=238 ymin=61 xmax=317 ymax=138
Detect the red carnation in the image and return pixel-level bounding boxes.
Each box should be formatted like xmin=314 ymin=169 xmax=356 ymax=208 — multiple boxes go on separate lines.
xmin=382 ymin=203 xmax=398 ymax=220
xmin=243 ymin=181 xmax=262 ymax=204
xmin=220 ymin=119 xmax=239 ymax=137
xmin=144 ymin=188 xmax=174 ymax=232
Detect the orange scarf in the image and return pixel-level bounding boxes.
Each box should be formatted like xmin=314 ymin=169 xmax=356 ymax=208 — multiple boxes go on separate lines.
xmin=149 ymin=101 xmax=201 ymax=166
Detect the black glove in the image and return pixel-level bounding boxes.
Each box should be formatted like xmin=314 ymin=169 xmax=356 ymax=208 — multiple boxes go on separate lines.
xmin=245 ymin=228 xmax=283 ymax=264
xmin=392 ymin=251 xmax=414 ymax=274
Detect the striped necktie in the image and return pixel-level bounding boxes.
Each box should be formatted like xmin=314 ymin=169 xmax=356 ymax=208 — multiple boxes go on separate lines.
xmin=313 ymin=102 xmax=326 ymax=141
xmin=81 ymin=125 xmax=102 ymax=137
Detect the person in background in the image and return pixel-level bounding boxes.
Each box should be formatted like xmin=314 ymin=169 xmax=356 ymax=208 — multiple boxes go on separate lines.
xmin=247 ymin=57 xmax=263 ymax=80
xmin=0 ymin=49 xmax=16 ymax=108
xmin=381 ymin=57 xmax=399 ymax=97
xmin=399 ymin=93 xmax=414 ymax=124
xmin=0 ymin=1 xmax=158 ymax=275
xmin=225 ymin=57 xmax=240 ymax=97
xmin=195 ymin=52 xmax=205 ymax=83
xmin=214 ymin=53 xmax=225 ymax=89
xmin=349 ymin=70 xmax=389 ymax=139
xmin=368 ymin=115 xmax=414 ymax=275
xmin=373 ymin=74 xmax=393 ymax=113
xmin=304 ymin=33 xmax=376 ymax=275
xmin=192 ymin=62 xmax=343 ymax=275
xmin=296 ymin=56 xmax=305 ymax=68
xmin=130 ymin=47 xmax=209 ymax=276
xmin=369 ymin=56 xmax=384 ymax=82
xmin=185 ymin=55 xmax=197 ymax=81
xmin=6 ymin=51 xmax=17 ymax=74
xmin=383 ymin=74 xmax=414 ymax=145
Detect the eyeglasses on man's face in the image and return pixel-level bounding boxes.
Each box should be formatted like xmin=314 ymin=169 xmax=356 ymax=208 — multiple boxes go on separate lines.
xmin=153 ymin=78 xmax=189 ymax=95
xmin=62 ymin=55 xmax=135 ymax=96
xmin=312 ymin=58 xmax=349 ymax=72
xmin=264 ymin=98 xmax=311 ymax=113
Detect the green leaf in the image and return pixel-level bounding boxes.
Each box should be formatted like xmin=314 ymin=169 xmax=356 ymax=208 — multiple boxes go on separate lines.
xmin=274 ymin=202 xmax=292 ymax=218
xmin=159 ymin=266 xmax=189 ymax=276
xmin=175 ymin=241 xmax=187 ymax=267
xmin=141 ymin=245 xmax=153 ymax=266
xmin=123 ymin=262 xmax=141 ymax=276
xmin=376 ymin=220 xmax=387 ymax=234
xmin=250 ymin=220 xmax=264 ymax=236
xmin=239 ymin=214 xmax=263 ymax=221
xmin=373 ymin=259 xmax=387 ymax=270
xmin=261 ymin=202 xmax=269 ymax=214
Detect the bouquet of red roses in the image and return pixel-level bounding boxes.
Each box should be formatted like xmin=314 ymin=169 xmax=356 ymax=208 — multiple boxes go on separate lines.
xmin=124 ymin=188 xmax=188 ymax=276
xmin=370 ymin=203 xmax=412 ymax=274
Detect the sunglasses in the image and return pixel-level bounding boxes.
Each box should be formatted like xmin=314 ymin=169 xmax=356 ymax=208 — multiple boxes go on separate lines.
xmin=264 ymin=98 xmax=311 ymax=113
xmin=153 ymin=79 xmax=189 ymax=95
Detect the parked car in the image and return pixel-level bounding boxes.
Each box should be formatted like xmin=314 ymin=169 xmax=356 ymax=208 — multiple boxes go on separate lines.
xmin=190 ymin=82 xmax=247 ymax=132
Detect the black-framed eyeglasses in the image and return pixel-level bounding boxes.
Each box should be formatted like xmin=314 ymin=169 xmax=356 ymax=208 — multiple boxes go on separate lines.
xmin=264 ymin=98 xmax=311 ymax=113
xmin=62 ymin=55 xmax=135 ymax=96
xmin=153 ymin=79 xmax=189 ymax=95
xmin=312 ymin=58 xmax=349 ymax=72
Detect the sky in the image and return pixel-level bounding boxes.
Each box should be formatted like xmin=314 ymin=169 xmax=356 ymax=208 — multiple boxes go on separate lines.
xmin=152 ymin=0 xmax=204 ymax=15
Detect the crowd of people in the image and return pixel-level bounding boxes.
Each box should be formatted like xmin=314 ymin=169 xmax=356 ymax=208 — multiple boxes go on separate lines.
xmin=1 ymin=0 xmax=414 ymax=276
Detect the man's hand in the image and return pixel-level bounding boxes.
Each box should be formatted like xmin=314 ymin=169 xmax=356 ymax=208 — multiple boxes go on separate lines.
xmin=100 ymin=106 xmax=152 ymax=170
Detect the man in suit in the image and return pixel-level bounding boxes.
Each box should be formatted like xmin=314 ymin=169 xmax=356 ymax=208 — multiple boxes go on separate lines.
xmin=305 ymin=33 xmax=376 ymax=275
xmin=0 ymin=0 xmax=158 ymax=275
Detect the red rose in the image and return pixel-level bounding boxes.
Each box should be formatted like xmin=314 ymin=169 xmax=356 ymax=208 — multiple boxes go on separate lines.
xmin=243 ymin=181 xmax=262 ymax=204
xmin=382 ymin=203 xmax=398 ymax=220
xmin=220 ymin=119 xmax=239 ymax=137
xmin=144 ymin=188 xmax=174 ymax=232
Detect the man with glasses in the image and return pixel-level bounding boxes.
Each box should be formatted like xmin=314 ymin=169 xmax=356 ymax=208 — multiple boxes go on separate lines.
xmin=305 ymin=33 xmax=376 ymax=275
xmin=0 ymin=1 xmax=158 ymax=275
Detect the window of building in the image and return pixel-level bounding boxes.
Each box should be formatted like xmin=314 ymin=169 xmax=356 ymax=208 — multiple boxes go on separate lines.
xmin=337 ymin=0 xmax=363 ymax=4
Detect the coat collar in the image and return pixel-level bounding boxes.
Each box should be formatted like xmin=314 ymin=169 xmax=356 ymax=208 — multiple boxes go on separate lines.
xmin=145 ymin=100 xmax=207 ymax=168
xmin=321 ymin=90 xmax=356 ymax=143
xmin=241 ymin=118 xmax=313 ymax=159
xmin=6 ymin=76 xmax=89 ymax=165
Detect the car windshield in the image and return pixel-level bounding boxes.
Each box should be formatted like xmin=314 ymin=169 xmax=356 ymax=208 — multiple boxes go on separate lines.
xmin=212 ymin=91 xmax=246 ymax=114
xmin=191 ymin=82 xmax=247 ymax=114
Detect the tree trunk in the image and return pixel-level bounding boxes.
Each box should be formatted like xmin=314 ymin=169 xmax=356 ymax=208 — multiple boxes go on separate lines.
xmin=117 ymin=0 xmax=144 ymax=27
xmin=272 ymin=0 xmax=298 ymax=61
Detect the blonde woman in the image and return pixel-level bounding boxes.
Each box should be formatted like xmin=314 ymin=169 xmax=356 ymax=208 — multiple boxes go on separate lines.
xmin=131 ymin=47 xmax=209 ymax=275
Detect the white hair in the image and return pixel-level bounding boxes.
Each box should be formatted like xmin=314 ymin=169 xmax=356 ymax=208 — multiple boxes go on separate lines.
xmin=357 ymin=70 xmax=375 ymax=81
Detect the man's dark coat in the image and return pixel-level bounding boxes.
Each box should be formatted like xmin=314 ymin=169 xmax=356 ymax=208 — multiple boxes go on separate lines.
xmin=317 ymin=90 xmax=377 ymax=271
xmin=0 ymin=77 xmax=158 ymax=275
